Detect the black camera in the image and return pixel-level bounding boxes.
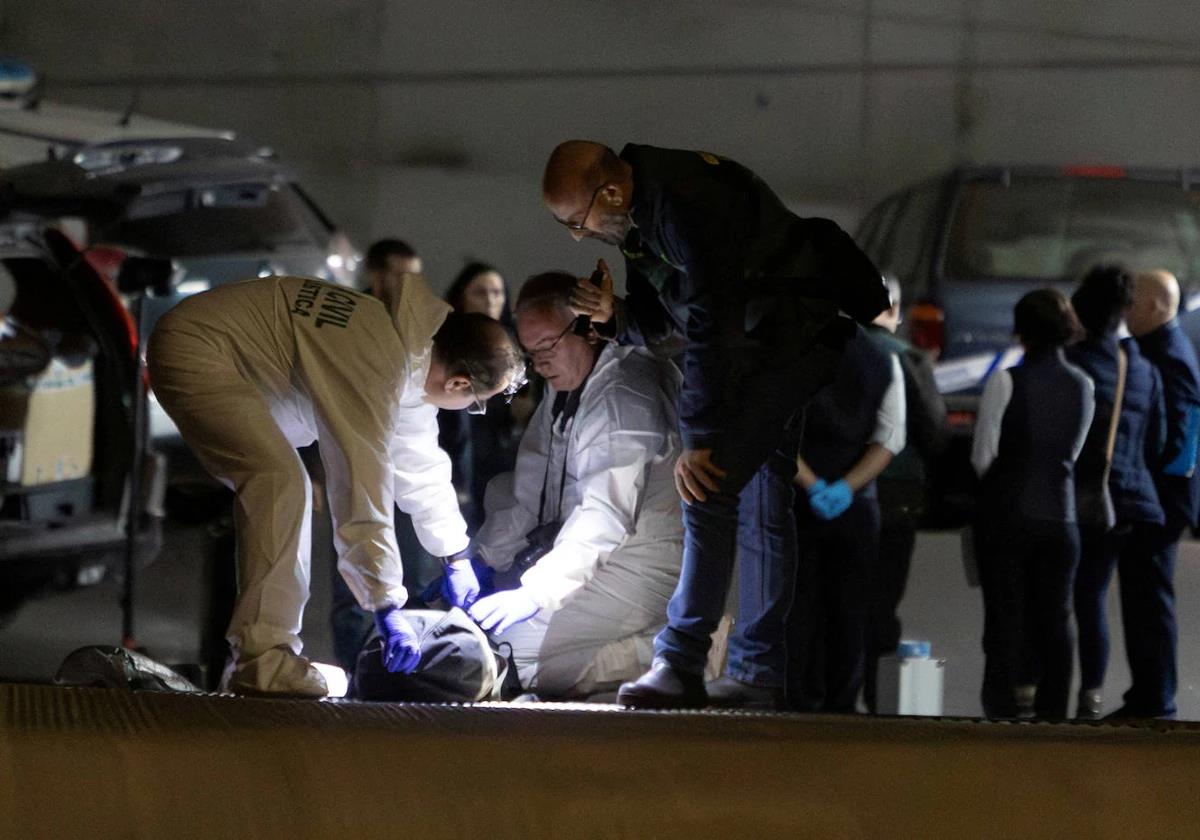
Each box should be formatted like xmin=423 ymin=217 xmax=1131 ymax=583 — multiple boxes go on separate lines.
xmin=511 ymin=520 xmax=563 ymax=574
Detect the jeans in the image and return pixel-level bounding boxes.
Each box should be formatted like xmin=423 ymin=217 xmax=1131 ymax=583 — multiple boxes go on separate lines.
xmin=1074 ymin=524 xmax=1129 ymax=692
xmin=1118 ymin=518 xmax=1181 ymax=717
xmin=978 ymin=518 xmax=1079 ymax=720
xmin=653 ymin=304 xmax=847 ymax=685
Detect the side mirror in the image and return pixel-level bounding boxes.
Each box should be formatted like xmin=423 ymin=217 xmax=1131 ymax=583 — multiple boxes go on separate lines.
xmin=116 ymin=256 xmax=174 ymax=297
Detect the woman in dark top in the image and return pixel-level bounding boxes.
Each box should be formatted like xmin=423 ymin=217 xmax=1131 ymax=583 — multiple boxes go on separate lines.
xmin=439 ymin=262 xmax=527 ymax=532
xmin=971 ymin=288 xmax=1094 ymax=720
xmin=1065 ymin=265 xmax=1166 ymax=719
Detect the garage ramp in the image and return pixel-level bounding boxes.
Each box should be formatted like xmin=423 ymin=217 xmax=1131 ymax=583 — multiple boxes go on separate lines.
xmin=2 ymin=682 xmax=1199 ymax=838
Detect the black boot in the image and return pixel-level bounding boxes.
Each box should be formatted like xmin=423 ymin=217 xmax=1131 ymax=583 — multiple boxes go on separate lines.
xmin=705 ymin=675 xmax=784 ymax=710
xmin=617 ymin=660 xmax=707 ymax=709
xmin=1075 ymin=689 xmax=1103 ymax=721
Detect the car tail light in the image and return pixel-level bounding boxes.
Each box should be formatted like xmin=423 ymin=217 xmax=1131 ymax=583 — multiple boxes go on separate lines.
xmin=83 ymin=246 xmax=140 ymax=360
xmin=908 ymin=302 xmax=945 ymax=358
xmin=947 ymin=410 xmax=977 ymax=429
xmin=1062 ymin=164 xmax=1127 ymax=179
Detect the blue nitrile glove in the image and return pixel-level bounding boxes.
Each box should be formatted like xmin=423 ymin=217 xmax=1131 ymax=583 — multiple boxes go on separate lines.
xmin=1164 ymin=404 xmax=1200 ymax=477
xmin=441 ymin=559 xmax=481 ymax=609
xmin=374 ymin=606 xmax=422 ymax=674
xmin=472 ymin=556 xmax=496 ymax=598
xmin=810 ymin=478 xmax=853 ymax=521
xmin=468 ymin=588 xmax=541 ymax=635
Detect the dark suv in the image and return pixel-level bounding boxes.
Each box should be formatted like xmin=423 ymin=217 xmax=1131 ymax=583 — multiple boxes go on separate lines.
xmin=0 ymin=218 xmax=163 ymax=620
xmin=856 ymin=164 xmax=1200 ymax=519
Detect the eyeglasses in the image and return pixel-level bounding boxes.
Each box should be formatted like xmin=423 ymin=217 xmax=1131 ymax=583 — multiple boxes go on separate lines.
xmin=461 ymin=360 xmax=529 ymax=416
xmin=524 ymin=319 xmax=577 ymax=364
xmin=464 ymin=375 xmax=488 ymax=415
xmin=552 ymin=182 xmax=605 ymax=232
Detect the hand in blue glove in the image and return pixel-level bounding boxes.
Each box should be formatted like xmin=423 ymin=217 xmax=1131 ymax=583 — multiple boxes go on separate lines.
xmin=374 ymin=606 xmax=422 ymax=674
xmin=810 ymin=478 xmax=853 ymax=521
xmin=441 ymin=559 xmax=481 ymax=609
xmin=1164 ymin=404 xmax=1200 ymax=477
xmin=467 ymin=588 xmax=541 ymax=635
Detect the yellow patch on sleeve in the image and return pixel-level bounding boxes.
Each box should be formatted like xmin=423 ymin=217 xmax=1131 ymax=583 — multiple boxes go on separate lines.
xmin=696 ymin=151 xmax=720 ymax=165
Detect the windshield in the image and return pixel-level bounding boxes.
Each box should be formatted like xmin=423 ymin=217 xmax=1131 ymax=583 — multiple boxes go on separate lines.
xmin=97 ymin=182 xmax=326 ymax=256
xmin=944 ymin=177 xmax=1200 ymax=286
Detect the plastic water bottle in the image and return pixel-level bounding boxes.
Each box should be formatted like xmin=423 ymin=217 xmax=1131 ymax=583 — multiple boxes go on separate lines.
xmin=875 ymin=639 xmax=944 ymax=716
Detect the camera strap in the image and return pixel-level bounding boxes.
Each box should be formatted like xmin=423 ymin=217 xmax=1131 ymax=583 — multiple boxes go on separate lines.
xmin=537 ymin=380 xmax=589 ymax=526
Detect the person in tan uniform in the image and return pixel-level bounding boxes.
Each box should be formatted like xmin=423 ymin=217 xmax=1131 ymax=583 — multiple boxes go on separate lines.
xmin=148 ymin=272 xmax=524 ymax=696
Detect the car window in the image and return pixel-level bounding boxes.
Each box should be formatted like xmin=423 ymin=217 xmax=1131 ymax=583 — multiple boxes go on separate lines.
xmin=944 ymin=177 xmax=1200 ymax=286
xmin=858 ymin=194 xmax=902 ymax=267
xmin=884 ymin=184 xmax=941 ymax=297
xmin=97 ymin=183 xmax=326 ymax=257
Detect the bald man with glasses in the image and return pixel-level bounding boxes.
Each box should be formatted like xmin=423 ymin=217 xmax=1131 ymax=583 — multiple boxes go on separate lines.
xmin=543 ymin=141 xmax=889 ymax=708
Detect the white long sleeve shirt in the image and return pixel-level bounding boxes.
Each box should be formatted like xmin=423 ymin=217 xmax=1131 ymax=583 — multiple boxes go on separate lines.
xmin=476 ymin=344 xmax=684 ymax=611
xmin=169 ymin=274 xmax=468 ymax=611
xmin=971 ymin=367 xmax=1015 ymax=477
xmin=873 ymin=354 xmax=907 ymax=455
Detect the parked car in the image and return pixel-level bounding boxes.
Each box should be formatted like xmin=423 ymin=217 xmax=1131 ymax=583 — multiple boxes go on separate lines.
xmin=0 ymin=209 xmax=164 ymax=622
xmin=855 ymin=164 xmax=1200 ymax=520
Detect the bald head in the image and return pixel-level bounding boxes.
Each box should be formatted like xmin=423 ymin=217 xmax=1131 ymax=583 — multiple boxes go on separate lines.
xmin=542 ymin=140 xmax=635 ymax=246
xmin=1127 ymin=269 xmax=1180 ymax=337
xmin=543 ymin=141 xmax=613 ymax=203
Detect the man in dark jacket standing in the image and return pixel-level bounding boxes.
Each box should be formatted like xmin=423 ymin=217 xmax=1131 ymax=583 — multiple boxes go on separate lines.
xmin=1119 ymin=268 xmax=1200 ymax=719
xmin=542 ymin=141 xmax=889 ymax=708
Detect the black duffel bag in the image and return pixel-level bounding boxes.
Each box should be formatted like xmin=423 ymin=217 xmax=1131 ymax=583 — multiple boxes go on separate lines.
xmin=350 ymin=607 xmax=518 ymax=703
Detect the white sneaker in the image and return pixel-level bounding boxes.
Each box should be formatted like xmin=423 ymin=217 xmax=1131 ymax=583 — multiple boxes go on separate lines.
xmin=221 ymin=646 xmax=329 ymax=698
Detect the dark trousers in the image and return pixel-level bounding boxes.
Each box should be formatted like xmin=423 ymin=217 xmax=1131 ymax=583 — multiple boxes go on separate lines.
xmin=978 ymin=519 xmax=1079 ymax=720
xmin=787 ymin=496 xmax=880 ymax=712
xmin=654 ymin=306 xmax=847 ymax=685
xmin=863 ymin=514 xmax=916 ymax=712
xmin=1074 ymin=524 xmax=1129 ymax=692
xmin=330 ymin=510 xmax=438 ymax=672
xmin=1117 ymin=518 xmax=1181 ymax=717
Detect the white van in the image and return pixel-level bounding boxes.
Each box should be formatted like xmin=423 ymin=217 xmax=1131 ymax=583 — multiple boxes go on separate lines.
xmin=0 ymin=67 xmax=359 ymax=438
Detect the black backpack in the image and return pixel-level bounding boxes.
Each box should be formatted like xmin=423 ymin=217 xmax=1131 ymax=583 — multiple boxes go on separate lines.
xmin=350 ymin=607 xmax=519 ymax=702
xmin=54 ymin=645 xmax=203 ymax=693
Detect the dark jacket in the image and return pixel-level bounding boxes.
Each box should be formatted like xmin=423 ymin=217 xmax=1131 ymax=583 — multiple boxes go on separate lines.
xmin=800 ymin=325 xmax=894 ymax=501
xmin=1135 ymin=318 xmax=1200 ymax=529
xmin=437 ymin=398 xmax=521 ymax=533
xmin=984 ymin=348 xmax=1094 ymax=523
xmin=1066 ymin=334 xmax=1165 ymax=526
xmin=612 ymin=144 xmax=889 ymax=449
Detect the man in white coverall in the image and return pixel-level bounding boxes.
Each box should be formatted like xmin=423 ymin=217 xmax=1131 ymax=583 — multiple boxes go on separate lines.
xmin=147 ymin=273 xmax=524 ymax=697
xmin=465 ymin=270 xmax=684 ymax=696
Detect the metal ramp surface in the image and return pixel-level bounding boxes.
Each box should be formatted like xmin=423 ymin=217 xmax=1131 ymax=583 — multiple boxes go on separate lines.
xmin=2 ymin=682 xmax=1199 ymax=838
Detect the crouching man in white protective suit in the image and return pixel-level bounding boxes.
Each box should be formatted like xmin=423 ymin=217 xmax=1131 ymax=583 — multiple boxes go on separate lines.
xmin=147 ymin=273 xmax=525 ymax=697
xmin=465 ymin=270 xmax=684 ymax=697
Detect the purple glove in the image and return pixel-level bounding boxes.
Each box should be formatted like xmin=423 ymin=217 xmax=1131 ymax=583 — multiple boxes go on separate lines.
xmin=810 ymin=478 xmax=853 ymax=520
xmin=468 ymin=588 xmax=541 ymax=635
xmin=442 ymin=559 xmax=481 ymax=609
xmin=374 ymin=607 xmax=422 ymax=674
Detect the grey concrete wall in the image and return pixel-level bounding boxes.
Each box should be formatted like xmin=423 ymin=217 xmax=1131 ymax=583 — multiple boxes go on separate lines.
xmin=3 ymin=0 xmax=1199 ymax=292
